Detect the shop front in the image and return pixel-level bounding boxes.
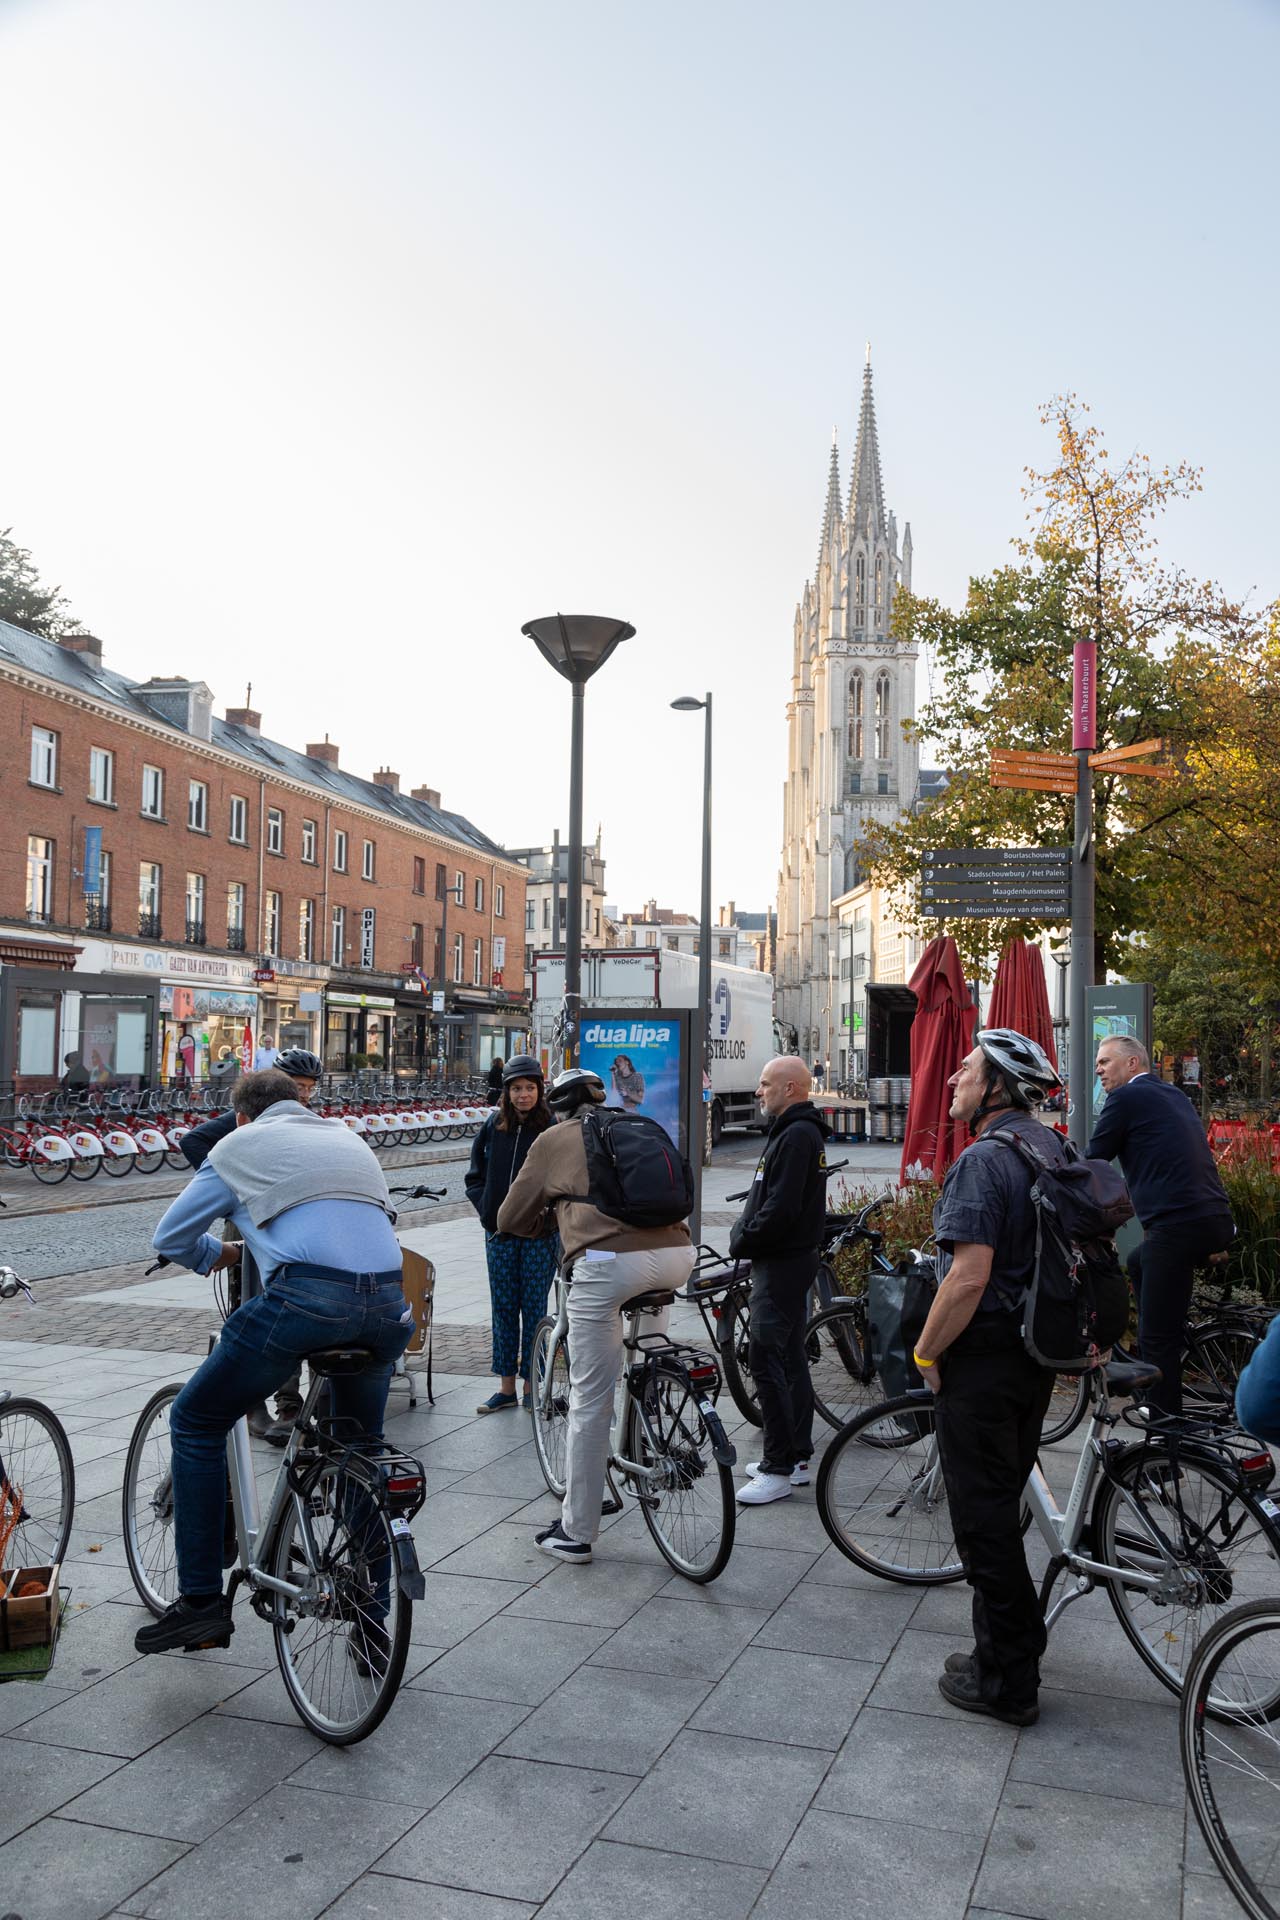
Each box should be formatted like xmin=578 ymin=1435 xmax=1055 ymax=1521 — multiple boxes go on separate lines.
xmin=251 ymin=959 xmax=328 ymax=1060
xmin=0 ymin=944 xmax=159 ymax=1092
xmin=87 ymin=940 xmax=263 ymax=1088
xmin=325 ymin=990 xmax=396 ymax=1074
xmin=451 ymin=990 xmax=533 ymax=1078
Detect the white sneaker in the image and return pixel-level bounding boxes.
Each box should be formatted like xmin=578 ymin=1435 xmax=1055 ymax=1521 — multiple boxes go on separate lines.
xmin=737 ymin=1472 xmax=793 ymax=1506
xmin=746 ymin=1460 xmax=810 ymax=1487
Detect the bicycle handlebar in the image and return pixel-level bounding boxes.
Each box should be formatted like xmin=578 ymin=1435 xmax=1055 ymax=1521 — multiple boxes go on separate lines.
xmin=0 ymin=1265 xmax=35 ymax=1304
xmin=389 ymin=1184 xmax=448 ymax=1202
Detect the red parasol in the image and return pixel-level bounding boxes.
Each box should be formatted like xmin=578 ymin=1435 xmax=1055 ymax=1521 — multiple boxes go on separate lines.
xmin=987 ymin=939 xmax=1058 ymax=1070
xmin=900 ymin=935 xmax=977 ymax=1184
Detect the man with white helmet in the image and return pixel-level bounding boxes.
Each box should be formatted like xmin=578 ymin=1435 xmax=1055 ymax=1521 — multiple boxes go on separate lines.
xmin=912 ymin=1028 xmax=1065 ymax=1729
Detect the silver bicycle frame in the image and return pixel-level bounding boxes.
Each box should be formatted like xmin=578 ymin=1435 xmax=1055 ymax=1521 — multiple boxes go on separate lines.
xmin=224 ymin=1369 xmax=335 ymax=1601
xmin=541 ymin=1267 xmax=683 ymax=1491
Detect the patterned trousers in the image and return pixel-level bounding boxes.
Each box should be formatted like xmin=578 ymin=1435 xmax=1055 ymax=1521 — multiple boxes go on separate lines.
xmin=485 ymin=1232 xmax=557 ymax=1379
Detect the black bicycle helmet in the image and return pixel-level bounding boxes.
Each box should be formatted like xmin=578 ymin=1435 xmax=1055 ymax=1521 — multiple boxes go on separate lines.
xmin=502 ymin=1054 xmax=543 ymax=1085
xmin=547 ymin=1067 xmax=606 ymax=1112
xmin=276 ymin=1048 xmax=324 ymax=1080
xmin=976 ymin=1028 xmax=1060 ymax=1111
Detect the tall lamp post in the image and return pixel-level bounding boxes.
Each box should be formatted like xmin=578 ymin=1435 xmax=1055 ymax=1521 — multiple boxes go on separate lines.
xmin=523 ymin=614 xmax=634 ymax=1068
xmin=672 ymin=692 xmax=712 ymax=1245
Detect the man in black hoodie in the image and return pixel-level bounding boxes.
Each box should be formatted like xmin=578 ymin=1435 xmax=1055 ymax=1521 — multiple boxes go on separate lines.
xmin=729 ymin=1056 xmax=829 ymax=1506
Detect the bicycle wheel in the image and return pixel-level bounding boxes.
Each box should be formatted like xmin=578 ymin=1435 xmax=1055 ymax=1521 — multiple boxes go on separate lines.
xmin=806 ymin=1301 xmax=882 ymax=1432
xmin=132 ymin=1145 xmax=166 ymax=1174
xmin=268 ymin=1457 xmax=411 ymax=1744
xmin=68 ymin=1148 xmax=100 ymax=1181
xmin=529 ymin=1317 xmax=570 ymax=1499
xmin=121 ymin=1385 xmax=182 ymax=1614
xmin=1095 ymin=1448 xmax=1280 ymax=1697
xmin=720 ymin=1290 xmax=761 ymax=1426
xmin=100 ymin=1147 xmax=133 ymax=1177
xmin=1041 ymin=1372 xmax=1091 ymax=1446
xmin=626 ymin=1366 xmax=734 ymax=1582
xmin=163 ymin=1145 xmax=189 ymax=1170
xmin=812 ymin=1262 xmax=861 ymax=1373
xmin=0 ymin=1396 xmax=75 ymax=1568
xmin=29 ymin=1147 xmax=70 ymax=1185
xmin=1185 ymin=1322 xmax=1261 ymax=1414
xmin=1181 ymin=1600 xmax=1280 ymax=1920
xmin=816 ymin=1394 xmax=964 ymax=1584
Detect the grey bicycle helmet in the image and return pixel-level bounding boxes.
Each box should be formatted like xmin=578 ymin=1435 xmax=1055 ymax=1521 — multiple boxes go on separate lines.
xmin=502 ymin=1054 xmax=543 ymax=1085
xmin=276 ymin=1048 xmax=324 ymax=1080
xmin=547 ymin=1067 xmax=607 ymax=1112
xmin=976 ymin=1028 xmax=1061 ymax=1111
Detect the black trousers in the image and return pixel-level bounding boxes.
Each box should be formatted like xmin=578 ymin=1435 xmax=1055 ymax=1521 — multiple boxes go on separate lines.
xmin=748 ymin=1252 xmax=817 ymax=1476
xmin=935 ymin=1314 xmax=1054 ymax=1711
xmin=1129 ymin=1214 xmax=1235 ymax=1416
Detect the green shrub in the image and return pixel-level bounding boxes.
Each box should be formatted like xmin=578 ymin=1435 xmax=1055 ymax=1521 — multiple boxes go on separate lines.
xmin=1216 ymin=1141 xmax=1280 ymax=1304
xmin=828 ymin=1178 xmax=942 ymax=1294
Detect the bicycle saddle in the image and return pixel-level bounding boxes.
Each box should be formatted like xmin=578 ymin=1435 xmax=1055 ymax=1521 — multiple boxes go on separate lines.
xmin=306 ymin=1346 xmax=377 ymax=1375
xmin=1104 ymin=1357 xmax=1163 ymax=1397
xmin=622 ymin=1291 xmax=676 ymax=1314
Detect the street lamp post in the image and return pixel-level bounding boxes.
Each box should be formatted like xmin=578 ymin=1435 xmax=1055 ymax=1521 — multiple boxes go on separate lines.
xmin=524 ymin=615 xmax=634 ymax=1068
xmin=672 ymin=692 xmax=712 ymax=1245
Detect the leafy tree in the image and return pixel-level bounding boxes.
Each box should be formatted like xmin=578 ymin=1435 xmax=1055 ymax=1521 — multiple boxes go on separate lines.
xmin=0 ymin=528 xmax=84 ymax=639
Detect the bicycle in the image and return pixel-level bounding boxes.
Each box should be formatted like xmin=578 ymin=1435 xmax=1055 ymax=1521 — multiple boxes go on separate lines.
xmin=0 ymin=1266 xmax=77 ymax=1569
xmin=1180 ymin=1597 xmax=1280 ymax=1920
xmin=817 ymin=1356 xmax=1280 ymax=1697
xmin=528 ymin=1265 xmax=737 ymax=1582
xmin=121 ymin=1327 xmax=427 ymax=1744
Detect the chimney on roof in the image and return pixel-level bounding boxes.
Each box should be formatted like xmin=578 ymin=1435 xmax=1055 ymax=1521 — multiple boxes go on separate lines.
xmin=306 ymin=736 xmax=340 ymax=766
xmin=645 ymin=898 xmax=658 ymax=923
xmin=225 ymin=706 xmax=261 ymax=735
xmin=372 ymin=768 xmax=400 ymax=794
xmin=59 ymin=632 xmax=104 ymax=666
xmin=411 ymin=784 xmax=441 ymax=808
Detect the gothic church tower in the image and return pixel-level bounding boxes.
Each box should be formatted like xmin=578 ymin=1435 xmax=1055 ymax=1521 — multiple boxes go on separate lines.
xmin=775 ymin=349 xmax=918 ymax=1057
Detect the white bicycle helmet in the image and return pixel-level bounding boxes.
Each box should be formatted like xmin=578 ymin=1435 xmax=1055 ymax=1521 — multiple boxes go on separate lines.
xmin=976 ymin=1028 xmax=1061 ymax=1111
xmin=547 ymin=1067 xmax=607 ymax=1112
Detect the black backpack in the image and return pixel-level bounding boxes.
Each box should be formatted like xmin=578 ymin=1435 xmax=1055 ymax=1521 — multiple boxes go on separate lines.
xmin=576 ymin=1109 xmax=694 ymax=1230
xmin=987 ymin=1129 xmax=1135 ymax=1372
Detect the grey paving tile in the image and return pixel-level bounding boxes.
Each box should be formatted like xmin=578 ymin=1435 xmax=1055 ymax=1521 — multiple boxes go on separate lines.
xmin=58 ymin=1555 xmax=140 ymax=1612
xmin=504 ymin=1556 xmax=672 ymax=1628
xmin=865 ymin=1626 xmax=996 ymax=1718
xmin=411 ymin=1569 xmax=531 ymax=1646
xmin=818 ymin=1704 xmax=1013 ymax=1832
xmin=1009 ymin=1687 xmax=1182 ymax=1807
xmin=0 ymin=1817 xmax=187 ymax=1920
xmin=59 ymin=1712 xmax=320 ymax=1841
xmin=290 ymin=1687 xmax=528 ymax=1807
xmin=1037 ymin=1608 xmax=1173 ymax=1706
xmin=412 ymin=1489 xmax=531 ymax=1565
xmin=14 ymin=1652 xmax=262 ymax=1757
xmin=0 ymin=1678 xmax=78 ymax=1734
xmin=428 ymin=1518 xmax=556 ymax=1582
xmin=129 ymin=1782 xmax=418 ymax=1919
xmin=902 ymin=1575 xmax=979 ymax=1636
xmin=1182 ymin=1871 xmax=1260 ymax=1918
xmin=499 ymin=1663 xmax=708 ymax=1774
xmin=655 ymin=1541 xmax=818 ymax=1612
xmin=538 ymin=1838 xmax=766 ymax=1918
xmin=0 ymin=1742 xmax=122 ymax=1847
xmin=588 ymin=1595 xmax=769 ymax=1681
xmin=323 ymin=1877 xmax=536 ymax=1920
xmin=60 ymin=1429 xmax=134 ymax=1465
xmin=453 ymin=1451 xmax=561 ymax=1498
xmin=692 ymin=1646 xmax=876 ymax=1750
xmin=376 ymin=1755 xmax=636 ymax=1901
xmin=416 ymin=1420 xmax=537 ymax=1471
xmin=730 ymin=1492 xmax=829 ymax=1551
xmin=213 ymin=1664 xmax=313 ymax=1727
xmin=753 ymin=1579 xmax=916 ymax=1661
xmin=974 ymin=1780 xmax=1184 ymax=1920
xmin=604 ymin=1727 xmax=830 ymax=1867
xmin=755 ymin=1808 xmax=982 ymax=1919
xmin=412 ymin=1613 xmax=610 ymax=1705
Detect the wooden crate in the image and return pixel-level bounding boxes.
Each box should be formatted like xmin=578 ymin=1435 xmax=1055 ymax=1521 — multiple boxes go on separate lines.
xmin=0 ymin=1564 xmax=59 ymax=1650
xmin=399 ymin=1248 xmax=435 ymax=1357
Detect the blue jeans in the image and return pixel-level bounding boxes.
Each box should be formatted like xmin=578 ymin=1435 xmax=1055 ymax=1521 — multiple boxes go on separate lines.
xmin=169 ymin=1272 xmax=413 ymax=1597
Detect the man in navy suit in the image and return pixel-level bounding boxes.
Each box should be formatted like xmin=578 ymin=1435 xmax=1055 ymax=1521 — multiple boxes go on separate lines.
xmin=1086 ymin=1035 xmax=1234 ymax=1415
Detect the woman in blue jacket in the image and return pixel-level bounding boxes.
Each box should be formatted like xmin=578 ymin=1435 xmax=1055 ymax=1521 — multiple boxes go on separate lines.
xmin=465 ymin=1055 xmax=557 ymax=1413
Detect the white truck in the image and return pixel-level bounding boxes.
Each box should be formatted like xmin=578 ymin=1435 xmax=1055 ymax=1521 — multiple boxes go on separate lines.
xmin=531 ymin=948 xmax=777 ymax=1142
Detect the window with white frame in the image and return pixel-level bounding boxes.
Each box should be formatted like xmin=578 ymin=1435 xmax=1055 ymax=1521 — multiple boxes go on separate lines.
xmin=452 ymin=931 xmax=464 ymax=982
xmin=227 ymin=880 xmax=245 ymax=931
xmin=301 ymin=819 xmax=316 ymax=863
xmin=474 ymin=877 xmax=484 ymax=912
xmin=333 ymin=829 xmax=348 ymax=872
xmin=185 ymin=872 xmax=205 ymax=927
xmin=330 ymin=904 xmax=346 ymax=965
xmin=141 ymin=764 xmax=164 ymax=818
xmin=89 ymin=747 xmax=115 ymax=804
xmin=472 ymin=937 xmax=484 ymax=985
xmin=139 ymin=861 xmax=162 ymax=919
xmin=299 ymin=899 xmax=314 ymax=961
xmin=97 ymin=850 xmax=112 ymax=909
xmin=264 ymin=890 xmax=281 ymax=955
xmin=229 ymin=794 xmax=248 ymax=844
xmin=495 ymin=883 xmax=505 ymax=918
xmin=30 ymin=726 xmax=58 ymax=788
xmin=188 ymin=779 xmax=208 ymax=831
xmin=453 ymin=870 xmax=464 ymax=905
xmin=266 ymin=808 xmax=283 ymax=855
xmin=362 ymin=839 xmax=375 ymax=881
xmin=526 ymin=900 xmax=535 ymax=932
xmin=26 ymin=836 xmax=54 ymax=920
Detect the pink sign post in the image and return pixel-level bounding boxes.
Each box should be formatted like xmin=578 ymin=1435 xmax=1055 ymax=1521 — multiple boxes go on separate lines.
xmin=1073 ymin=640 xmax=1097 ymax=752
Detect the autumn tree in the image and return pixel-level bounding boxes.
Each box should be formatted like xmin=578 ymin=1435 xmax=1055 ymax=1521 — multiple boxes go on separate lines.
xmin=0 ymin=527 xmax=85 ymax=639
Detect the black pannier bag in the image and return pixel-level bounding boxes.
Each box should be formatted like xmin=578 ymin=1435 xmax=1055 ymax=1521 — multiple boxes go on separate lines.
xmin=577 ymin=1109 xmax=695 ymax=1230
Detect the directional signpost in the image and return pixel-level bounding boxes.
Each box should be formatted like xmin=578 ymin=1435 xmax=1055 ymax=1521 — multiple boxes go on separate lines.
xmin=921 ymin=848 xmax=1071 ymax=921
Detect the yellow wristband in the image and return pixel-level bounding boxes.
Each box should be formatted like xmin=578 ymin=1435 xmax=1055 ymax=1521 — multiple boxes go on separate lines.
xmin=913 ymin=1351 xmax=936 ymax=1370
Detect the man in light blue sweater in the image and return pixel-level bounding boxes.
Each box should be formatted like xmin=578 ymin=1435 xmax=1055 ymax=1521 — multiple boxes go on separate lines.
xmin=135 ymin=1070 xmax=413 ymax=1655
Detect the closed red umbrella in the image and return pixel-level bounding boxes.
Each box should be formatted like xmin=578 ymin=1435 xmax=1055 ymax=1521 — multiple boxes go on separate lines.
xmin=900 ymin=935 xmax=977 ymax=1184
xmin=987 ymin=939 xmax=1057 ymax=1070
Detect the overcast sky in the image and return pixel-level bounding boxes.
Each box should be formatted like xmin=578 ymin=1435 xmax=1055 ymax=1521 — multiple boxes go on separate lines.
xmin=2 ymin=0 xmax=1275 ymax=917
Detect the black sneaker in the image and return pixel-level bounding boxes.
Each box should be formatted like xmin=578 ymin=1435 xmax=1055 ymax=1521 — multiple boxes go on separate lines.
xmin=535 ymin=1521 xmax=592 ymax=1564
xmin=937 ymin=1667 xmax=1038 ymax=1727
xmin=134 ymin=1595 xmax=234 ymax=1655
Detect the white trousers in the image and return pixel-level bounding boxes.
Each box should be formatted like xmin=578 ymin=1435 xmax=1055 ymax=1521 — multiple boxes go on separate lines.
xmin=561 ymin=1245 xmax=696 ymax=1544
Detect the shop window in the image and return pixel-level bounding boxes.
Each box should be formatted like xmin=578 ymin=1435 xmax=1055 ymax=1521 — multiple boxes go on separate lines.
xmin=229 ymin=794 xmax=248 ymax=844
xmin=495 ymin=883 xmax=505 ymax=918
xmin=452 ymin=932 xmax=463 ymax=983
xmin=188 ymin=780 xmax=208 ymax=832
xmin=362 ymin=840 xmax=375 ymax=881
xmin=331 ymin=904 xmax=345 ymax=966
xmin=301 ymin=818 xmax=317 ymax=863
xmin=17 ymin=993 xmax=58 ymax=1075
xmin=412 ymin=857 xmax=425 ymax=895
xmin=472 ymin=937 xmax=484 ymax=985
xmin=333 ymin=829 xmax=348 ymax=872
xmin=26 ymin=836 xmax=54 ymax=923
xmin=267 ymin=808 xmax=283 ymax=855
xmin=142 ymin=764 xmax=164 ymax=818
xmin=474 ymin=877 xmax=484 ymax=912
xmin=89 ymin=746 xmax=115 ymax=805
xmin=410 ymin=922 xmax=424 ymax=967
xmin=30 ymin=726 xmax=58 ymax=789
xmin=139 ymin=861 xmax=162 ymax=939
xmin=299 ymin=898 xmax=315 ymax=961
xmin=185 ymin=873 xmax=206 ymax=946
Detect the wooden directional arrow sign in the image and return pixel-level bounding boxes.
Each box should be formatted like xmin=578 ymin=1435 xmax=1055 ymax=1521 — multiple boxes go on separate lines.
xmin=1087 ymin=737 xmax=1175 ymax=779
xmin=990 ymin=748 xmax=1078 ymax=795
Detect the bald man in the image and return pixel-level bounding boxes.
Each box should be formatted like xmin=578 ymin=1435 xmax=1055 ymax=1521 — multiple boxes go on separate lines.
xmin=729 ymin=1056 xmax=831 ymax=1505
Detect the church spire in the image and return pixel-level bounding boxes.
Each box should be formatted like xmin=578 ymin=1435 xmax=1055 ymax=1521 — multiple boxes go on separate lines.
xmin=815 ymin=426 xmax=842 ymax=573
xmin=847 ymin=345 xmax=886 ymax=536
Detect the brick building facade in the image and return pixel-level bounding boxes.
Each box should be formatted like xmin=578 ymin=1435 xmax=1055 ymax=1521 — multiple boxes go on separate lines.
xmin=0 ymin=620 xmax=529 ymax=1087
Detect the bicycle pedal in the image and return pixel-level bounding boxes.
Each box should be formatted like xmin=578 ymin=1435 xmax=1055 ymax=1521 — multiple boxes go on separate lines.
xmin=189 ymin=1634 xmax=232 ymax=1651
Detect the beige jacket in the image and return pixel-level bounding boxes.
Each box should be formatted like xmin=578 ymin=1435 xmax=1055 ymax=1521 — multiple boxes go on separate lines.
xmin=496 ymin=1114 xmax=691 ymax=1266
